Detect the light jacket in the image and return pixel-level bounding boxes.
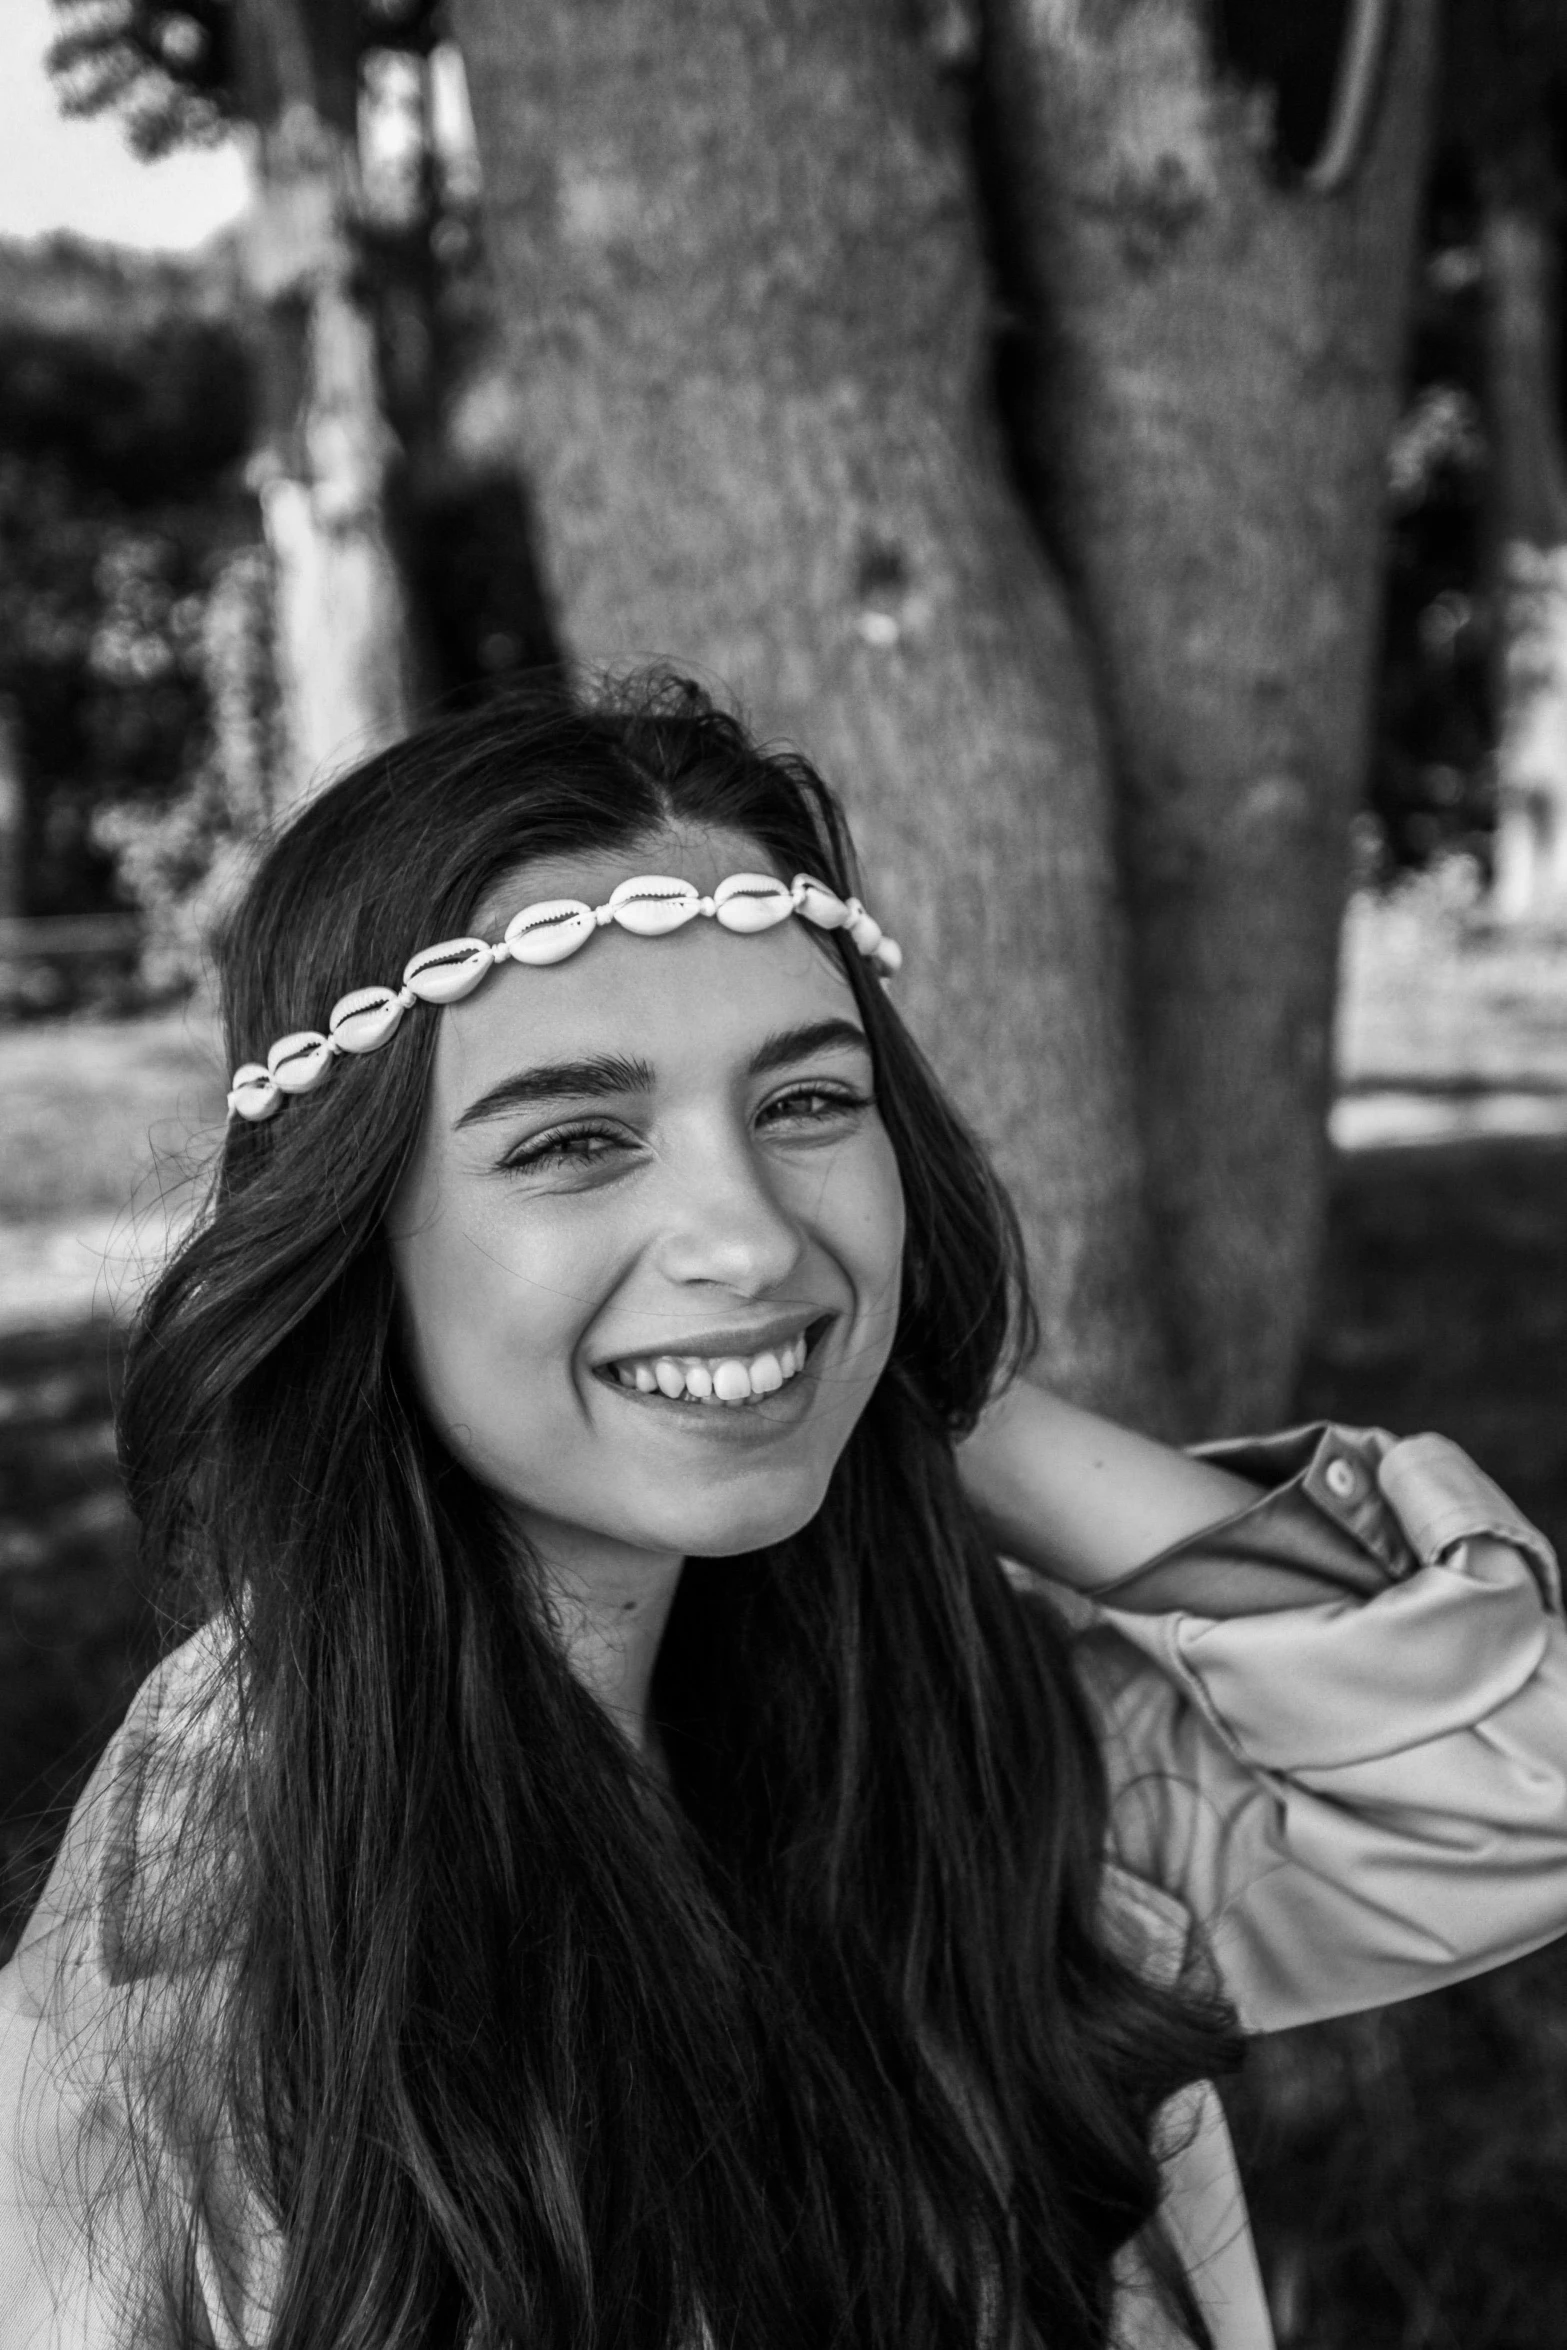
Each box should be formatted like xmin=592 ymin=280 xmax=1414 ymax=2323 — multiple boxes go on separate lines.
xmin=1 ymin=1422 xmax=1563 ymax=2348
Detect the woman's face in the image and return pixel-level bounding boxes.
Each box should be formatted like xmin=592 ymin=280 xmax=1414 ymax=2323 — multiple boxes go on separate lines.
xmin=388 ymin=830 xmax=906 ymax=1572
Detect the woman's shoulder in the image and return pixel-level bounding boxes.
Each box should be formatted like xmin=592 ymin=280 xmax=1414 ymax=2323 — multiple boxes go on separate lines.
xmin=18 ymin=1620 xmax=242 ymax=1991
xmin=0 ymin=1625 xmax=276 ymax=2349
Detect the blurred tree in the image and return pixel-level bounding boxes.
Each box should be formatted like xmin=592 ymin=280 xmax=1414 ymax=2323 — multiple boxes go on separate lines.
xmin=1439 ymin=0 xmax=1567 ymax=921
xmin=50 ymin=0 xmax=417 ymax=807
xmin=48 ymin=0 xmax=560 ymax=799
xmin=45 ymin=0 xmax=1448 ymax=1428
xmin=1369 ymin=158 xmax=1494 ymax=882
xmin=0 ymin=255 xmax=253 ymax=938
xmin=451 ymin=0 xmax=1175 ymax=1419
xmin=449 ymin=0 xmax=1438 ymax=1430
xmin=0 ymin=699 xmax=22 ymax=924
xmin=234 ymin=0 xmax=416 ymax=805
xmin=92 ymin=541 xmax=280 ymax=992
xmin=982 ymin=0 xmax=1438 ymax=1424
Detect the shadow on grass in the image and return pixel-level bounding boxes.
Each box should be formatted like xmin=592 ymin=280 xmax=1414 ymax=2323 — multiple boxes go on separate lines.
xmin=1 ymin=1133 xmax=1564 ymax=2343
xmin=1227 ymin=1133 xmax=1567 ymax=2349
xmin=0 ymin=1323 xmax=159 ymax=1956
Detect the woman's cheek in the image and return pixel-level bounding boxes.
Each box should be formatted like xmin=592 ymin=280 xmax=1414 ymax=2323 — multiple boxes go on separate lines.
xmin=394 ymin=1195 xmax=540 ymax=1447
xmin=837 ymin=1128 xmax=906 ymax=1337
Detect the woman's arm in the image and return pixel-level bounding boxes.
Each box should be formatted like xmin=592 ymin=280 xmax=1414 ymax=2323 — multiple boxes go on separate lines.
xmin=962 ymin=1385 xmax=1567 ymax=2032
xmin=955 ymin=1380 xmax=1264 ymax=1590
xmin=1077 ymin=1519 xmax=1567 ymax=2031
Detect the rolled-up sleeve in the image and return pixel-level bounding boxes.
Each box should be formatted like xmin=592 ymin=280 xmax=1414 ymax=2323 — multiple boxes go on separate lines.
xmin=1058 ymin=1424 xmax=1567 ymax=2033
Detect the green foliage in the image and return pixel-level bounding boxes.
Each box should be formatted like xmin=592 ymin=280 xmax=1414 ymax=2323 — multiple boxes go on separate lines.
xmin=0 ymin=258 xmax=255 ymax=928
xmin=47 ymin=0 xmax=441 ymax=155
xmin=1370 ymin=157 xmax=1496 ymax=876
xmin=92 ymin=543 xmax=279 ymax=993
xmin=48 ymin=0 xmax=235 ymax=158
xmin=1441 ymin=0 xmax=1567 ymax=206
xmin=1366 ymin=8 xmax=1567 ymax=876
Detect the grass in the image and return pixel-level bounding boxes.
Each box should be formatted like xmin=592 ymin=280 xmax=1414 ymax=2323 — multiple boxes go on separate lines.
xmin=0 ymin=1324 xmax=158 ymax=1946
xmin=0 ymin=1004 xmax=224 ymax=1328
xmin=1230 ymin=1128 xmax=1567 ymax=2349
xmin=0 ymin=1002 xmax=226 ymax=1223
xmin=1337 ymin=872 xmax=1567 ymax=1098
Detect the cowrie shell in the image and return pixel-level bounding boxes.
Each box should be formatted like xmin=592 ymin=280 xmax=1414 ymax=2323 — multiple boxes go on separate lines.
xmin=228 ymin=868 xmax=903 ymax=1122
xmin=266 ymin=1031 xmax=334 ymax=1093
xmin=504 ymin=899 xmax=596 ymax=966
xmin=402 ymin=937 xmax=493 ymax=1004
xmin=606 ymin=875 xmax=701 ymax=936
xmin=329 ymin=985 xmax=405 ymax=1054
xmin=844 ymin=902 xmax=884 ymax=957
xmin=228 ymin=1063 xmax=281 ymax=1121
xmin=712 ymin=873 xmax=794 ymax=933
xmin=791 ymin=874 xmax=850 ymax=931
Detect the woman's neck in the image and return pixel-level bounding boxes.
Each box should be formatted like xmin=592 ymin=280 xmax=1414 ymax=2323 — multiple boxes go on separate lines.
xmin=519 ymin=1513 xmax=686 ymax=1764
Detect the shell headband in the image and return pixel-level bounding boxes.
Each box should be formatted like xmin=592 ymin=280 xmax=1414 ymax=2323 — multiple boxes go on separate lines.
xmin=226 ymin=871 xmax=903 ymax=1122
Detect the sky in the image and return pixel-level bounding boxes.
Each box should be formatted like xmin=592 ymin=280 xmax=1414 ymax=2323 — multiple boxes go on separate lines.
xmin=0 ymin=0 xmax=249 ymax=252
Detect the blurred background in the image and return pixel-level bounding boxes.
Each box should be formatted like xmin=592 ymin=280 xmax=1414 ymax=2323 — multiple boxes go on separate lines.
xmin=1 ymin=0 xmax=1565 ymax=2339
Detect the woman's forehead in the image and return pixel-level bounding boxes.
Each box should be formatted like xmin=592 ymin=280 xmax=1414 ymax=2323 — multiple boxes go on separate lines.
xmin=431 ymin=887 xmax=862 ymax=1112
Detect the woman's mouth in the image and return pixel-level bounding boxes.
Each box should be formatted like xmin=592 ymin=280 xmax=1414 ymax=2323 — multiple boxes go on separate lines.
xmin=594 ymin=1320 xmax=828 ymax=1409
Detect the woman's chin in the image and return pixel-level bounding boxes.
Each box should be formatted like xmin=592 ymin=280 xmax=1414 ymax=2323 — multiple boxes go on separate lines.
xmin=651 ymin=1471 xmax=833 ymax=1561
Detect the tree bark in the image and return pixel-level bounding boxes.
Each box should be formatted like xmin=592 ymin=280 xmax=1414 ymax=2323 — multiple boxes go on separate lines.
xmin=236 ymin=0 xmax=414 ymax=809
xmin=450 ymin=0 xmax=1177 ymax=1420
xmin=1483 ymin=202 xmax=1567 ymax=922
xmin=0 ymin=698 xmax=21 ymax=924
xmin=986 ymin=0 xmax=1438 ymax=1430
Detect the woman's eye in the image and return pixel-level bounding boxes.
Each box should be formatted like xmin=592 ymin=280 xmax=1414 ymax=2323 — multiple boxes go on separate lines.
xmin=498 ymin=1089 xmax=868 ymax=1175
xmin=501 ymin=1125 xmax=626 ymax=1175
xmin=760 ymin=1084 xmax=870 ymax=1130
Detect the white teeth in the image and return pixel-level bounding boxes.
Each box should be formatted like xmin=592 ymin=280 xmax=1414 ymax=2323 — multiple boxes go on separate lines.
xmin=611 ymin=1330 xmax=817 ymax=1402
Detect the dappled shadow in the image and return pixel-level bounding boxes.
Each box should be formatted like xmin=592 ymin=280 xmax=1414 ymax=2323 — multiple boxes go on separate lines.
xmin=1225 ymin=1131 xmax=1567 ymax=2348
xmin=0 ymin=1321 xmax=155 ymax=1958
xmin=1301 ymin=1132 xmax=1567 ymax=1558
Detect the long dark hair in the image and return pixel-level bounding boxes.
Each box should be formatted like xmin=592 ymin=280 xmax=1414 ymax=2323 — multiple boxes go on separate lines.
xmin=116 ymin=673 xmax=1238 ymax=2349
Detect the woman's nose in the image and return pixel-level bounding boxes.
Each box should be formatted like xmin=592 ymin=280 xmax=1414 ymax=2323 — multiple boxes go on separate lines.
xmin=651 ymin=1134 xmax=807 ymax=1296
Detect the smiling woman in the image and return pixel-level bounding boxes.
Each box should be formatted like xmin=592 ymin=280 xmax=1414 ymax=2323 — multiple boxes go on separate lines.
xmin=387 ymin=840 xmax=908 ymax=1698
xmin=1 ymin=673 xmax=1565 ymax=2350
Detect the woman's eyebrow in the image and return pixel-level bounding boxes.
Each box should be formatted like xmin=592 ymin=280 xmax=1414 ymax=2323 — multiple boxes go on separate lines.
xmin=746 ymin=1017 xmax=870 ymax=1078
xmin=456 ymin=1053 xmax=655 ymax=1128
xmin=455 ymin=1018 xmax=870 ymax=1130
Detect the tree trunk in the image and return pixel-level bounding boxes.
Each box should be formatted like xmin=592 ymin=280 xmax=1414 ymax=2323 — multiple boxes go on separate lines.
xmin=986 ymin=0 xmax=1438 ymax=1431
xmin=1483 ymin=202 xmax=1567 ymax=923
xmin=0 ymin=697 xmax=21 ymax=924
xmin=449 ymin=0 xmax=1177 ymax=1421
xmin=236 ymin=0 xmax=414 ymax=809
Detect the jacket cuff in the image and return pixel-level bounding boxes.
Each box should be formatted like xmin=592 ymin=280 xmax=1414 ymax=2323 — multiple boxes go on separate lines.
xmin=1092 ymin=1422 xmax=1559 ymax=1619
xmin=1377 ymin=1433 xmax=1561 ymax=1611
